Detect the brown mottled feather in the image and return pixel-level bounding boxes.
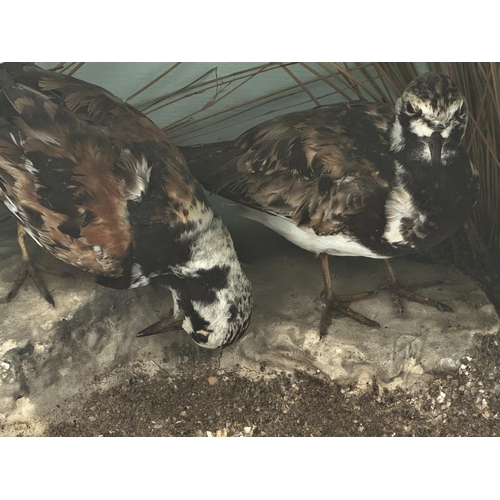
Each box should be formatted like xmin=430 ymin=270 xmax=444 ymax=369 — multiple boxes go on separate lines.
xmin=181 ymin=75 xmax=476 ymax=265
xmin=182 ymin=103 xmax=393 ymax=237
xmin=0 ymin=63 xmax=206 ymax=278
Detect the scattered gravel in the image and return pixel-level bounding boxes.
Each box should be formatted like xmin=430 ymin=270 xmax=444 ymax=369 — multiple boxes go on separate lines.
xmin=45 ymin=331 xmax=500 ymax=437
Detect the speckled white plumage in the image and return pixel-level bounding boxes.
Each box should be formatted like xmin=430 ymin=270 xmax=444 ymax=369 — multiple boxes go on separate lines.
xmin=167 ymin=214 xmax=252 ymax=349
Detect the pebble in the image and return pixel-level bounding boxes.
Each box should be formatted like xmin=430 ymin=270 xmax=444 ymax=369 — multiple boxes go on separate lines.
xmin=436 ymin=391 xmax=446 ymax=403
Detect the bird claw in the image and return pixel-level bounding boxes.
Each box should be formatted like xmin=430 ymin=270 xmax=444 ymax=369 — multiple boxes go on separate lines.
xmin=318 ymin=294 xmax=380 ymax=340
xmin=379 ymin=282 xmax=453 ymax=314
xmin=7 ymin=259 xmax=55 ymax=307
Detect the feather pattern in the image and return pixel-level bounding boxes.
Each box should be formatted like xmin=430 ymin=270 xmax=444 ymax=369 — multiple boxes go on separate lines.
xmin=181 ymin=74 xmax=479 ymax=259
xmin=0 ymin=63 xmax=252 ymax=349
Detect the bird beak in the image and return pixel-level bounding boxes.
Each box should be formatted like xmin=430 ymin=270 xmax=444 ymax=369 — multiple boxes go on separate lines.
xmin=137 ymin=315 xmax=184 ymax=337
xmin=429 ymin=131 xmax=443 ymax=167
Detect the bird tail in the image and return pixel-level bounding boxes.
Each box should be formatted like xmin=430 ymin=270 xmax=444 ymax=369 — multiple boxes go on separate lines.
xmin=178 ymin=141 xmax=240 ymax=194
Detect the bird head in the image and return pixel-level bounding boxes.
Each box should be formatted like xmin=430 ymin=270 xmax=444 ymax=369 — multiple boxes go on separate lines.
xmin=137 ymin=264 xmax=252 ymax=349
xmin=137 ymin=216 xmax=252 ymax=349
xmin=171 ymin=265 xmax=253 ymax=349
xmin=391 ymin=72 xmax=468 ymax=166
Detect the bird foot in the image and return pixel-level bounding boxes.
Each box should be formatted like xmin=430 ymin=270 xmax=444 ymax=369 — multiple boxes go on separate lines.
xmin=319 ymin=292 xmax=380 ymax=339
xmin=378 ymin=280 xmax=452 ymax=314
xmin=6 ymin=258 xmax=55 ymax=307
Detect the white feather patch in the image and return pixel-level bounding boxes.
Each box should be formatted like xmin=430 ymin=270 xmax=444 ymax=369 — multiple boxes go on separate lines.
xmin=383 ymin=168 xmax=428 ymax=246
xmin=238 ymin=205 xmax=383 ymax=258
xmin=1 ymin=194 xmax=20 ymax=216
xmin=119 ymin=150 xmax=152 ymax=201
xmin=129 ymin=263 xmax=147 ymax=287
xmin=24 ymin=158 xmax=38 ymax=174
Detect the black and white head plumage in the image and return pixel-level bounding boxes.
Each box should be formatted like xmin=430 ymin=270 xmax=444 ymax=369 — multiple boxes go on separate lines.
xmin=0 ymin=62 xmax=252 ymax=349
xmin=391 ymin=72 xmax=469 ymax=164
xmin=167 ymin=216 xmax=252 ymax=349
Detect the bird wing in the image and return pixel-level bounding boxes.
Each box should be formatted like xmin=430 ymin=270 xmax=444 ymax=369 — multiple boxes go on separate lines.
xmin=0 ymin=63 xmax=206 ymax=278
xmin=182 ymin=102 xmax=395 ymax=236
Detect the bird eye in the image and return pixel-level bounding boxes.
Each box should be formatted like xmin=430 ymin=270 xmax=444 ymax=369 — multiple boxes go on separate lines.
xmin=405 ymin=101 xmax=416 ymax=115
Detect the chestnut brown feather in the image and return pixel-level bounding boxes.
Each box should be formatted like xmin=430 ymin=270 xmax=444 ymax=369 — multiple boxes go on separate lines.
xmin=0 ymin=63 xmax=207 ymax=279
xmin=0 ymin=63 xmax=253 ymax=349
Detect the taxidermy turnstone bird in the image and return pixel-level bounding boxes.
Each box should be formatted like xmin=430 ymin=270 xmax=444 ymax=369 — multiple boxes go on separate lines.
xmin=0 ymin=62 xmax=252 ymax=349
xmin=180 ymin=72 xmax=479 ymax=336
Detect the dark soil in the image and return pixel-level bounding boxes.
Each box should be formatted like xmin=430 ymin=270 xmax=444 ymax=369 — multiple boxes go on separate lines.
xmin=46 ymin=231 xmax=500 ymax=437
xmin=46 ymin=332 xmax=500 ymax=437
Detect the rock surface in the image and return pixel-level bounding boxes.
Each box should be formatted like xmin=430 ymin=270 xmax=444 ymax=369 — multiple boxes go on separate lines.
xmin=0 ymin=210 xmax=186 ymax=435
xmin=0 ymin=204 xmax=498 ymax=435
xmin=223 ymin=250 xmax=499 ymax=388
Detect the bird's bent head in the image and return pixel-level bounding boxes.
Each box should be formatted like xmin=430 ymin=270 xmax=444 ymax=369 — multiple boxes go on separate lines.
xmin=167 ymin=215 xmax=252 ymax=349
xmin=136 ymin=264 xmax=252 ymax=349
xmin=172 ymin=265 xmax=253 ymax=349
